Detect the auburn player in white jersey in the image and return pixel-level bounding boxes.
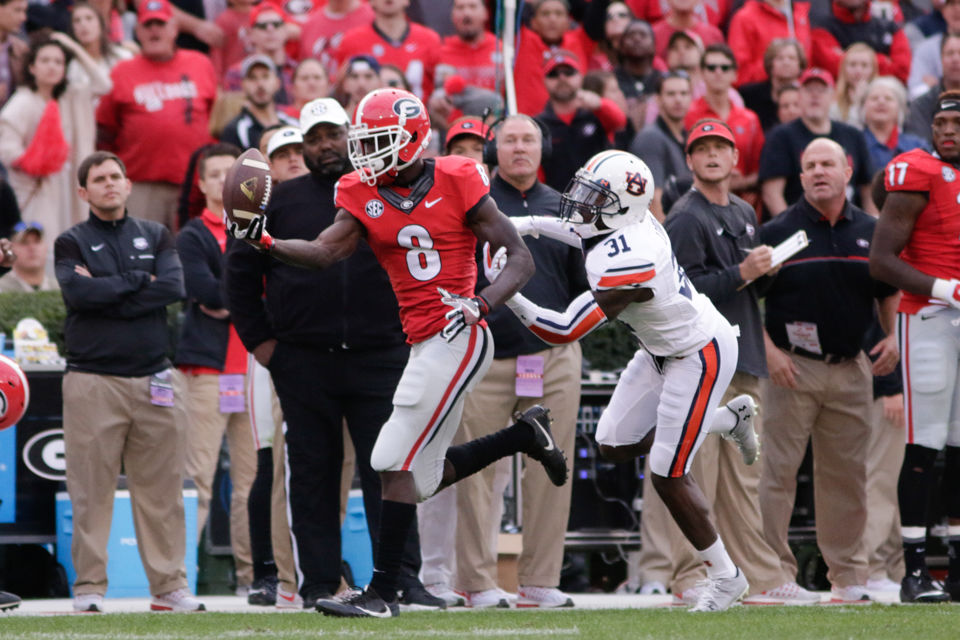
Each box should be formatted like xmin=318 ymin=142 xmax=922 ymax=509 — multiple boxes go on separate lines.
xmin=486 ymin=149 xmax=760 ymax=612
xmin=230 ymin=88 xmax=569 ymax=618
xmin=871 ymin=90 xmax=960 ymax=604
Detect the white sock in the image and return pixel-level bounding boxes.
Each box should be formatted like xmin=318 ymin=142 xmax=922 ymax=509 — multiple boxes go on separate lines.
xmin=698 ymin=537 xmax=737 ymax=579
xmin=709 ymin=405 xmax=737 ymax=434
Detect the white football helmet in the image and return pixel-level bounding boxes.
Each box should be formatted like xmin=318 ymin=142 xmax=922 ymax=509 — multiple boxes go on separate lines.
xmin=560 ymin=151 xmax=654 ymax=234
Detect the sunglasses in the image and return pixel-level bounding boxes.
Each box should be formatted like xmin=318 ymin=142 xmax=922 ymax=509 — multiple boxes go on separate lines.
xmin=546 ymin=67 xmax=578 ymax=78
xmin=254 ymin=20 xmax=284 ymax=30
xmin=704 ymin=63 xmax=734 ymax=73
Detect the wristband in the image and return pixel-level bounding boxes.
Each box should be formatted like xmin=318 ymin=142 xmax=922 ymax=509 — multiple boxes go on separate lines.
xmin=474 ymin=294 xmax=491 ymax=317
xmin=259 ymin=231 xmax=275 ymax=252
xmin=932 ymin=278 xmax=960 ymax=303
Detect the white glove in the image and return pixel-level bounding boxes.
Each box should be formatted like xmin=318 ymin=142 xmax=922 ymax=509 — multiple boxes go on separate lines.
xmin=932 ymin=278 xmax=960 ymax=310
xmin=224 ymin=210 xmax=273 ymax=251
xmin=438 ymin=287 xmax=489 ymax=342
xmin=509 ymin=216 xmax=540 ymax=238
xmin=482 ymin=243 xmax=507 ymax=283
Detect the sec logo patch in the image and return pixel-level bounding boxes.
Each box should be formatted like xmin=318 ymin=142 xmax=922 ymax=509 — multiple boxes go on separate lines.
xmin=365 ymin=199 xmax=384 ymax=218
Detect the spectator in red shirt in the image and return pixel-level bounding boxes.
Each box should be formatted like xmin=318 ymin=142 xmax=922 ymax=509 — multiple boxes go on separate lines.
xmin=334 ymin=0 xmax=440 ymax=100
xmin=435 ymin=0 xmax=497 ymax=92
xmin=224 ymin=3 xmax=297 ymax=103
xmin=210 ymin=0 xmax=257 ymax=82
xmin=651 ymin=0 xmax=724 ymax=60
xmin=727 ymin=0 xmax=813 ymax=86
xmin=811 ymin=0 xmax=911 ymax=84
xmin=96 ymin=0 xmax=217 ymax=230
xmin=299 ymin=0 xmax=374 ymax=82
xmin=684 ymin=44 xmax=765 ymax=203
xmin=626 ymin=0 xmax=732 ymax=30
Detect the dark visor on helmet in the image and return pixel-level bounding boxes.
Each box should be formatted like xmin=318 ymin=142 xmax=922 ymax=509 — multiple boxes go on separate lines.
xmin=559 ymin=173 xmax=620 ymax=225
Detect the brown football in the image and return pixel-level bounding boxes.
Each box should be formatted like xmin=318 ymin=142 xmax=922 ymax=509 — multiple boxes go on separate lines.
xmin=222 ymin=148 xmax=272 ymax=231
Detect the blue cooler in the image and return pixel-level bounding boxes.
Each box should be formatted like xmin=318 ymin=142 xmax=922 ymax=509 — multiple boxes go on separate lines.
xmin=341 ymin=489 xmax=373 ymax=587
xmin=56 ymin=488 xmax=198 ymax=597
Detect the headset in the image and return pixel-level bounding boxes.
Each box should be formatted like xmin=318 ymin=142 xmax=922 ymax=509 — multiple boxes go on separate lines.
xmin=481 ymin=112 xmax=553 ymax=168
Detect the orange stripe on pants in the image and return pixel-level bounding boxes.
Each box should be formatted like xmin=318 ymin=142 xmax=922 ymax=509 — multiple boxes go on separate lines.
xmin=670 ymin=341 xmax=720 ymax=478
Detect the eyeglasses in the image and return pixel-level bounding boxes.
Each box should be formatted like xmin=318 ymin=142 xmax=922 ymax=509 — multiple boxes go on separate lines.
xmin=13 ymin=221 xmax=44 ymax=233
xmin=704 ymin=63 xmax=734 ymax=73
xmin=606 ymin=10 xmax=630 ymax=19
xmin=254 ymin=20 xmax=284 ymax=30
xmin=546 ymin=67 xmax=578 ymax=78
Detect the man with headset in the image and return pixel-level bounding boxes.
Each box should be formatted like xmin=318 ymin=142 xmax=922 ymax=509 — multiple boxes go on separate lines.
xmin=454 ymin=114 xmax=588 ymax=608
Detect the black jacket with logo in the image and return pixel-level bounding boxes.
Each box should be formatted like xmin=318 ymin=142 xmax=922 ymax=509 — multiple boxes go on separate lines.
xmin=54 ymin=212 xmax=185 ymax=377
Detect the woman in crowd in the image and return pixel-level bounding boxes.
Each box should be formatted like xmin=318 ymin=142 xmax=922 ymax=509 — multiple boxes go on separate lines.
xmin=739 ymin=39 xmax=806 ymax=132
xmin=860 ymin=76 xmax=929 ymax=175
xmin=0 ymin=32 xmax=110 ymax=238
xmin=281 ymin=57 xmax=329 ymax=118
xmin=831 ymin=43 xmax=877 ymax=128
xmin=68 ymin=2 xmax=132 ymax=100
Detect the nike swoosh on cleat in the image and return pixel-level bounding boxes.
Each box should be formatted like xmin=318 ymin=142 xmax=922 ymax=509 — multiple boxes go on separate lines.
xmin=91 ymin=244 xmax=105 ymax=251
xmin=535 ymin=421 xmax=555 ymax=451
xmin=278 ymin=593 xmax=296 ymax=602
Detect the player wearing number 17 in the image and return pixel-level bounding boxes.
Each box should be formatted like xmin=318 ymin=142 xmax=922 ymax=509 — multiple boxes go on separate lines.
xmin=870 ymin=91 xmax=960 ymax=604
xmin=228 ymin=88 xmax=570 ymax=618
xmin=490 ymin=149 xmax=761 ymax=612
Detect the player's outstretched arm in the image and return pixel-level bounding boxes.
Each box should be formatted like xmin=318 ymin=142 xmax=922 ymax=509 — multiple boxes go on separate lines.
xmin=469 ymin=199 xmax=535 ymax=308
xmin=510 ymin=216 xmax=585 ymax=248
xmin=267 ymin=209 xmax=363 ymax=270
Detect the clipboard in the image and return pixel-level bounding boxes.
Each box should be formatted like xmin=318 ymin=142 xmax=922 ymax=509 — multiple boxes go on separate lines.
xmin=737 ymin=230 xmax=809 ymax=290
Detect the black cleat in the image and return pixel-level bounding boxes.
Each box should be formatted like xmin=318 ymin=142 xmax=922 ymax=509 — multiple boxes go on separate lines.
xmin=301 ymin=587 xmax=334 ymax=610
xmin=516 ymin=405 xmax=568 ymax=487
xmin=247 ymin=575 xmax=278 ymax=606
xmin=900 ymin=569 xmax=951 ymax=603
xmin=316 ymin=586 xmax=399 ymax=618
xmin=944 ymin=576 xmax=960 ymax=602
xmin=0 ymin=591 xmax=21 ymax=612
xmin=398 ymin=582 xmax=447 ymax=611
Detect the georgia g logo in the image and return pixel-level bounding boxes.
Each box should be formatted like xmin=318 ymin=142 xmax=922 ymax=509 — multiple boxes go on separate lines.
xmin=624 ymin=171 xmax=647 ymax=196
xmin=393 ymin=98 xmax=422 ymax=118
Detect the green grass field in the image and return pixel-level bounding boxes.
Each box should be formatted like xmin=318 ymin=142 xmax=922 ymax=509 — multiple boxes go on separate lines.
xmin=2 ymin=605 xmax=959 ymax=640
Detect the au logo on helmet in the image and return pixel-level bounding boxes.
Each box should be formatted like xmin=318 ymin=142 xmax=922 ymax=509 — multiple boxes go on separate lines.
xmin=393 ymin=98 xmax=422 ymax=118
xmin=625 ymin=171 xmax=647 ymax=196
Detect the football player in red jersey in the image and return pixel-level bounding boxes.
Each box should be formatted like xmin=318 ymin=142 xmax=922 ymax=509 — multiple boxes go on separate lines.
xmin=229 ymin=88 xmax=569 ymax=618
xmin=870 ymin=90 xmax=960 ymax=604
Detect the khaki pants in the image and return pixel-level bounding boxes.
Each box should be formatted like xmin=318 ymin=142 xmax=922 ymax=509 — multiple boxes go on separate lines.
xmin=64 ymin=371 xmax=188 ymax=597
xmin=177 ymin=372 xmax=257 ymax=587
xmin=455 ymin=343 xmax=581 ymax=591
xmin=637 ymin=373 xmax=791 ymax=595
xmin=128 ymin=181 xmax=180 ymax=231
xmin=864 ymin=395 xmax=906 ymax=582
xmin=760 ymin=351 xmax=872 ymax=588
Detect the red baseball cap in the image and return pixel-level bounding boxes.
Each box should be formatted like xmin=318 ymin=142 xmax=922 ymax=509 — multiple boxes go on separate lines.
xmin=249 ymin=2 xmax=287 ymax=26
xmin=799 ymin=67 xmax=835 ymax=89
xmin=543 ymin=49 xmax=581 ymax=75
xmin=445 ymin=117 xmax=488 ymax=149
xmin=138 ymin=0 xmax=173 ymax=24
xmin=686 ymin=119 xmax=737 ymax=153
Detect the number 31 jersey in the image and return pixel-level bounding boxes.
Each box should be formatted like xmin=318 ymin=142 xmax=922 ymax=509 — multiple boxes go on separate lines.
xmin=335 ymin=156 xmax=491 ymax=344
xmin=585 ymin=214 xmax=729 ymax=358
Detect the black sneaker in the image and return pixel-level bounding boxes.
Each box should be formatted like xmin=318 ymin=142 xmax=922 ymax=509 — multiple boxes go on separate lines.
xmin=302 ymin=587 xmax=334 ymax=610
xmin=0 ymin=591 xmax=21 ymax=612
xmin=316 ymin=586 xmax=399 ymax=618
xmin=398 ymin=583 xmax=447 ymax=611
xmin=516 ymin=405 xmax=568 ymax=487
xmin=247 ymin=575 xmax=278 ymax=606
xmin=901 ymin=568 xmax=950 ymax=603
xmin=942 ymin=575 xmax=960 ymax=602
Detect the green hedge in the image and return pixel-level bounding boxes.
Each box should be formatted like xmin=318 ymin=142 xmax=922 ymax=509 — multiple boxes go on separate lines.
xmin=580 ymin=320 xmax=636 ymax=373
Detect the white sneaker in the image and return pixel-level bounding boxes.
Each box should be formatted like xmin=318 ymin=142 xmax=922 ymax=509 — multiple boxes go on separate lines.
xmin=73 ymin=593 xmax=104 ymax=612
xmin=722 ymin=395 xmax=760 ymax=465
xmin=517 ymin=585 xmax=574 ymax=608
xmin=425 ymin=583 xmax=465 ymax=607
xmin=466 ymin=588 xmax=514 ymax=608
xmin=689 ymin=569 xmax=749 ymax=612
xmin=866 ymin=577 xmax=901 ymax=593
xmin=744 ymin=581 xmax=820 ymax=605
xmin=639 ymin=580 xmax=666 ymax=595
xmin=275 ymin=586 xmax=303 ymax=610
xmin=672 ymin=584 xmax=705 ymax=605
xmin=829 ymin=584 xmax=872 ymax=603
xmin=150 ymin=588 xmax=206 ymax=612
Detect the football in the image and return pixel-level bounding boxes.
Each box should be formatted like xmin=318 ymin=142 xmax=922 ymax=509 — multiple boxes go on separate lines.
xmin=222 ymin=148 xmax=272 ymax=231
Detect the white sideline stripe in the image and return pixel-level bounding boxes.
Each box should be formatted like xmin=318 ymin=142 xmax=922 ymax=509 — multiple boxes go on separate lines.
xmin=15 ymin=630 xmax=581 ymax=639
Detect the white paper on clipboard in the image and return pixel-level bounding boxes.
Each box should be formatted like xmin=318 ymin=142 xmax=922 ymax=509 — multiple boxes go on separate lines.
xmin=738 ymin=230 xmax=809 ymax=290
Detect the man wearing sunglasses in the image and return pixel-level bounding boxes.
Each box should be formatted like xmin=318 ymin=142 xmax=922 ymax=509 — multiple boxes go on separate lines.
xmin=538 ymin=49 xmax=627 ymax=192
xmin=223 ymin=2 xmax=296 ymax=103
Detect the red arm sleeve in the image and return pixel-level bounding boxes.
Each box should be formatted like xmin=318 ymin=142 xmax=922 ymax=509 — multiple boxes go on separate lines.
xmin=810 ymin=28 xmax=843 ymax=80
xmin=876 ymin=30 xmax=911 ymax=84
xmin=594 ymin=97 xmax=627 ymax=136
xmin=727 ymin=13 xmax=760 ymax=86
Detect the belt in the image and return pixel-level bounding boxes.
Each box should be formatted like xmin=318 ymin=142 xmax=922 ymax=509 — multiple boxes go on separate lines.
xmin=786 ymin=345 xmax=857 ymax=364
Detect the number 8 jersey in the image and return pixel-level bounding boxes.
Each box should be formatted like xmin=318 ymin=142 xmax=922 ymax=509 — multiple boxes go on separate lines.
xmin=587 ymin=213 xmax=729 ymax=357
xmin=335 ymin=156 xmax=491 ymax=344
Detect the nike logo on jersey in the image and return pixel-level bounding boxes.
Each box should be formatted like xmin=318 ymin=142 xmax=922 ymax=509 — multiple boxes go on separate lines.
xmin=715 ymin=228 xmax=724 ymax=236
xmin=425 ymin=198 xmax=443 ymax=208
xmin=91 ymin=244 xmax=105 ymax=251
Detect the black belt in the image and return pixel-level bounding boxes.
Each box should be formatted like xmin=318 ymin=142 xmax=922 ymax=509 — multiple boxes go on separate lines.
xmin=786 ymin=345 xmax=857 ymax=364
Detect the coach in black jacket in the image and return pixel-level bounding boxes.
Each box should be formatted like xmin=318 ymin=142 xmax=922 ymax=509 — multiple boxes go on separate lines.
xmin=224 ymin=99 xmax=434 ymax=609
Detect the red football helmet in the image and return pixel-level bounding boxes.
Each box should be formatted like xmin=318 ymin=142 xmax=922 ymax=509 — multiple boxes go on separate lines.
xmin=348 ymin=88 xmax=432 ymax=186
xmin=0 ymin=354 xmax=29 ymax=431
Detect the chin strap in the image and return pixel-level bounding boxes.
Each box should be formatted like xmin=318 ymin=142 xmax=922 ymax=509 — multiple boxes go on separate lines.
xmin=506 ymin=290 xmax=607 ymax=345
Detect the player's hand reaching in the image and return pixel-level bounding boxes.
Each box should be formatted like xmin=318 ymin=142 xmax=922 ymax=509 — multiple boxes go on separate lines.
xmin=438 ymin=287 xmax=490 ymax=342
xmin=932 ymin=278 xmax=960 ymax=310
xmin=224 ymin=210 xmax=274 ymax=251
xmin=482 ymin=243 xmax=507 ymax=283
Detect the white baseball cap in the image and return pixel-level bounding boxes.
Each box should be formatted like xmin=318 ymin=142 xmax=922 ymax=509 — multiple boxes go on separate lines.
xmin=266 ymin=126 xmax=304 ymax=157
xmin=300 ymin=98 xmax=349 ymax=134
